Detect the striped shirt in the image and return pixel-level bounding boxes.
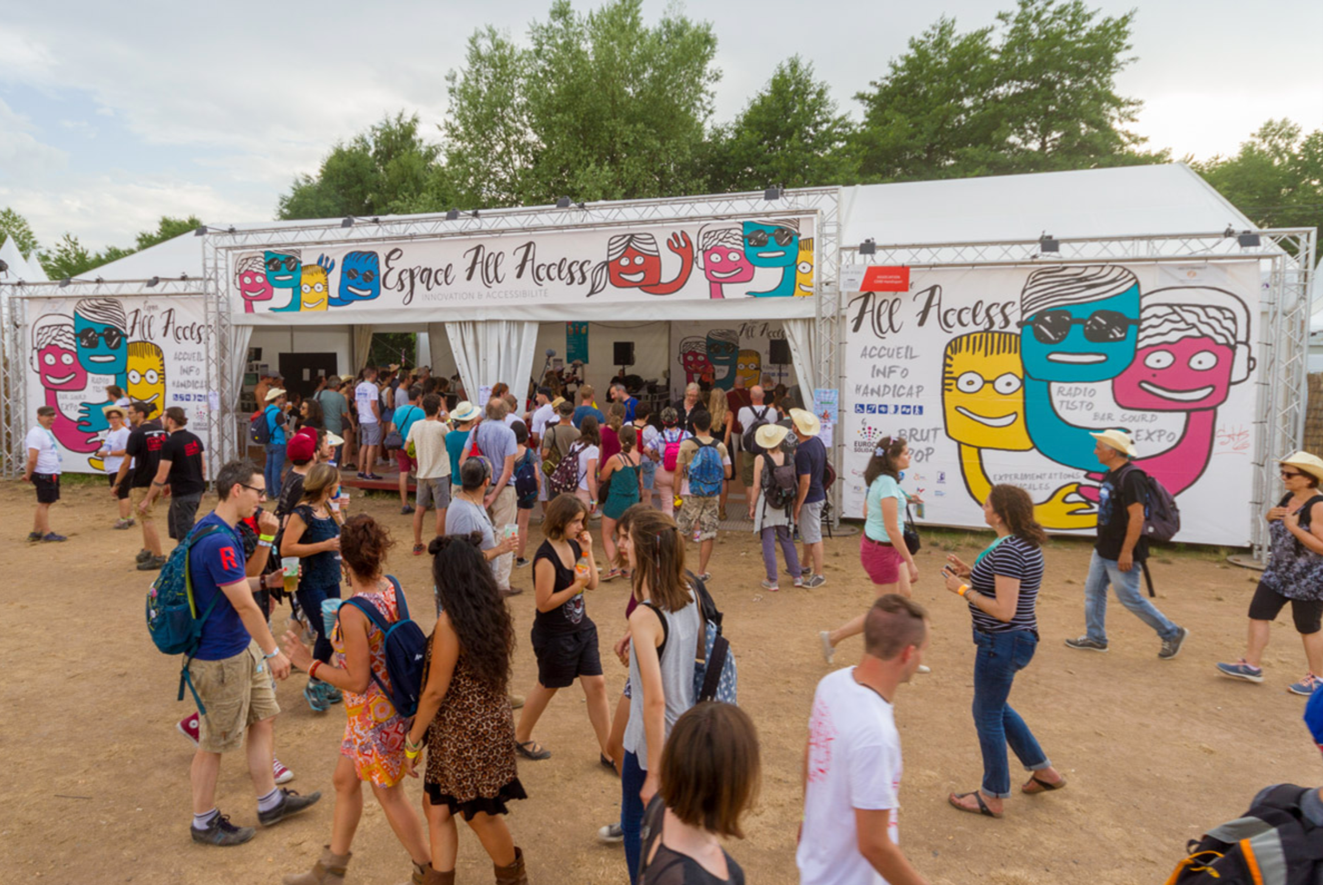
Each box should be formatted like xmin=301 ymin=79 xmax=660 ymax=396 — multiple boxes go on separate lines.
xmin=968 ymin=535 xmax=1044 ymax=634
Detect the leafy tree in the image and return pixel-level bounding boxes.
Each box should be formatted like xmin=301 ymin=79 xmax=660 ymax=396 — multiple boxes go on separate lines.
xmin=41 ymin=233 xmax=97 ymax=280
xmin=1194 ymin=119 xmax=1323 ymax=241
xmin=135 ymin=215 xmax=203 ymax=251
xmin=38 ymin=216 xmax=201 ymax=279
xmin=0 ymin=207 xmax=41 ymax=258
xmin=705 ymin=56 xmax=856 ymax=192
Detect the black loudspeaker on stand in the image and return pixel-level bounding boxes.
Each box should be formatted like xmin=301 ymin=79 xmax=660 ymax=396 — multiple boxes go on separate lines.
xmin=613 ymin=341 xmax=635 ymax=367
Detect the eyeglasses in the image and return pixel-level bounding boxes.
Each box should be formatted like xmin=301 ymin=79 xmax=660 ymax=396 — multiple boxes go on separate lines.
xmin=1018 ymin=309 xmax=1139 ymax=345
xmin=744 ymin=228 xmax=795 ymax=248
xmin=239 ymin=482 xmax=267 ymax=499
xmin=265 ymin=256 xmax=298 ymax=273
xmin=77 ymin=327 xmax=124 ymax=349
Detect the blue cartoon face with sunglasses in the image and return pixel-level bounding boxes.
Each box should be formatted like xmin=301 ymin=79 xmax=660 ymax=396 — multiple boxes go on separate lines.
xmin=264 ymin=250 xmax=303 ymax=312
xmin=1017 ymin=266 xmax=1140 ymax=383
xmin=743 ymin=220 xmax=799 ymax=297
xmin=73 ymin=297 xmax=129 ymax=377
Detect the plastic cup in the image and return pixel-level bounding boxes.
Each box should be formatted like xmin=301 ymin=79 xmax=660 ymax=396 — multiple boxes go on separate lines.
xmin=321 ymin=598 xmax=342 ymax=638
xmin=502 ymin=523 xmax=519 ymax=541
xmin=281 ymin=556 xmax=299 ymax=594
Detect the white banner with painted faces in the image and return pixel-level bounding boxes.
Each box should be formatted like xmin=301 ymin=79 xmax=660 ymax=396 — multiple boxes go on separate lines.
xmin=840 ymin=262 xmax=1262 ymax=546
xmin=25 ymin=295 xmax=213 ymax=474
xmin=669 ymin=320 xmax=795 ymax=400
xmin=228 ymin=215 xmax=818 ymax=321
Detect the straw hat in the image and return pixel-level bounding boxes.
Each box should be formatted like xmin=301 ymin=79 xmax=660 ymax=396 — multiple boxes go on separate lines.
xmin=451 ymin=401 xmax=481 ymax=423
xmin=341 ymin=374 xmax=356 ymax=383
xmin=326 ymin=431 xmax=345 ymax=448
xmin=101 ymin=403 xmax=126 ymax=418
xmin=755 ymin=423 xmax=790 ymax=450
xmin=789 ymin=408 xmax=821 ymax=437
xmin=1089 ymin=429 xmax=1138 ymax=458
xmin=1279 ymin=451 xmax=1323 ymax=484
xmin=265 ymin=388 xmax=286 ymax=402
xmin=551 ymin=396 xmax=567 ymax=409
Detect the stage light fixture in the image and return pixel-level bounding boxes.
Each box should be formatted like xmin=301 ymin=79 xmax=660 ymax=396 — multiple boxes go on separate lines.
xmin=556 ymin=196 xmax=571 ymax=209
xmin=1238 ymin=230 xmax=1261 ymax=248
xmin=341 ymin=216 xmax=355 ymax=228
xmin=59 ymin=278 xmax=71 ymax=287
xmin=470 ymin=210 xmax=480 ymax=219
xmin=446 ymin=208 xmax=460 ymax=221
xmin=763 ymin=186 xmax=783 ymax=201
xmin=0 ymin=259 xmax=8 ymax=274
xmin=194 ymin=225 xmax=207 ymax=236
xmin=1039 ymin=234 xmax=1060 ymax=253
xmin=859 ymin=239 xmax=876 ymax=255
xmin=146 ymin=276 xmax=160 ymax=288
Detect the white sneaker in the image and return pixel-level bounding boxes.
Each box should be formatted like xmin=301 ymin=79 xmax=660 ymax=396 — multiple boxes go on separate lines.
xmin=273 ymin=758 xmax=294 ymax=785
xmin=597 ymin=822 xmax=623 ymax=844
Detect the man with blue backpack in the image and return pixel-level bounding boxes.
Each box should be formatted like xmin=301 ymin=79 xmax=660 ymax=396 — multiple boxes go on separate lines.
xmin=676 ymin=410 xmax=732 ymax=583
xmin=178 ymin=459 xmax=321 ymax=846
xmin=261 ymin=388 xmax=290 ymax=501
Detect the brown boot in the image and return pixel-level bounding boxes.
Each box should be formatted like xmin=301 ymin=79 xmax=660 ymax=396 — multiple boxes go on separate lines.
xmin=423 ymin=865 xmax=455 ymax=885
xmin=282 ymin=846 xmax=351 ymax=885
xmin=494 ymin=847 xmax=527 ymax=885
xmin=410 ymin=860 xmax=429 ymax=885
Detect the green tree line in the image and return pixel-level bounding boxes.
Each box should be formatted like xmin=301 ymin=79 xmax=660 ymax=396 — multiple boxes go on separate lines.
xmin=3 ymin=0 xmax=1318 ymax=279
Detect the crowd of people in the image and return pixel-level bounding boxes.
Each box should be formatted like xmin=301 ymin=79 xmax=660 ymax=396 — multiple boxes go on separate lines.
xmin=22 ymin=362 xmax=1323 ymax=883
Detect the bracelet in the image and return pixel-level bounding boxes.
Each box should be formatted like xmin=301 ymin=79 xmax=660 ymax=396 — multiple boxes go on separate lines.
xmin=405 ymin=745 xmax=421 ymax=760
xmin=259 ymin=534 xmax=276 ymax=543
xmin=405 ymin=736 xmax=425 ymax=751
xmin=257 ymin=540 xmax=272 ymax=549
xmin=309 ymin=661 xmax=321 ymax=680
xmin=957 ymin=584 xmax=969 ymax=597
xmin=264 ymin=649 xmax=280 ymax=660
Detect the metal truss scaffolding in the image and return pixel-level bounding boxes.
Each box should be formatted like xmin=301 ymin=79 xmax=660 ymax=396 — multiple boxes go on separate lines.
xmin=841 ymin=228 xmax=1317 ymax=556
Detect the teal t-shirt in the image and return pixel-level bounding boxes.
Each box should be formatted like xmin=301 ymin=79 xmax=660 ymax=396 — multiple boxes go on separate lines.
xmin=445 ymin=429 xmax=470 ymax=485
xmin=395 ymin=404 xmax=425 ymax=442
xmin=865 ymin=474 xmax=906 ymax=543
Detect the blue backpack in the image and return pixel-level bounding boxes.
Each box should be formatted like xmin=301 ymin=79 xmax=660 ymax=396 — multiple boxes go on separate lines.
xmin=687 ymin=572 xmax=738 ymax=704
xmin=687 ymin=439 xmax=725 ymax=497
xmin=145 ymin=524 xmax=223 ymax=713
xmin=341 ymin=576 xmax=428 ymax=718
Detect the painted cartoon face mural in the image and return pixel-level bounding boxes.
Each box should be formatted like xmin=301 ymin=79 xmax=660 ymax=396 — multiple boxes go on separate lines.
xmin=736 ymin=349 xmax=762 ymax=389
xmin=73 ymin=298 xmax=128 ymax=377
xmin=678 ymin=337 xmax=711 ymax=385
xmin=126 ymin=341 xmax=166 ymax=409
xmin=795 ymin=237 xmax=815 ymax=296
xmin=32 ymin=318 xmax=87 ymax=392
xmin=1113 ymin=297 xmax=1250 ymax=412
xmin=941 ymin=332 xmax=1032 ymax=451
xmin=706 ymin=329 xmax=740 ymax=390
xmin=743 ymin=221 xmax=799 ymax=269
xmin=589 ymin=232 xmax=695 ymax=297
xmin=235 ymin=256 xmax=273 ymax=313
xmin=300 ymin=265 xmax=330 ymax=311
xmin=1017 ymin=265 xmax=1140 ymax=384
xmin=265 ymin=250 xmax=302 ymax=311
xmin=697 ymin=226 xmax=755 ymax=300
xmin=333 ymin=251 xmax=381 ymax=306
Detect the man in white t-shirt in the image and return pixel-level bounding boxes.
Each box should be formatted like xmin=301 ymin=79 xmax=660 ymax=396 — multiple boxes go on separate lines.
xmin=798 ymin=594 xmax=930 ymax=885
xmin=736 ymin=385 xmax=773 ymax=490
xmin=407 ymin=393 xmax=451 ymax=555
xmin=98 ymin=404 xmax=135 ymax=529
xmin=24 ymin=405 xmax=66 ymax=542
xmin=354 ymin=366 xmax=383 ymax=480
xmin=528 ymin=387 xmax=555 ymax=448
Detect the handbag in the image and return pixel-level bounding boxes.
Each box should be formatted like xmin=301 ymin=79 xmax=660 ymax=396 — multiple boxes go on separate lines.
xmin=902 ymin=499 xmax=921 ymax=555
xmin=383 ymin=429 xmax=404 ymax=450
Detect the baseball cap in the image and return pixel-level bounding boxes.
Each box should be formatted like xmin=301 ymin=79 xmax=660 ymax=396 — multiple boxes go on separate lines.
xmin=286 ymin=432 xmax=316 ymax=461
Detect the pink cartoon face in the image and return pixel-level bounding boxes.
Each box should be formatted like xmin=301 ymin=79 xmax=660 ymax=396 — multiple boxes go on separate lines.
xmin=37 ymin=344 xmax=87 ymax=391
xmin=681 ymin=350 xmax=712 ymax=384
xmin=238 ymin=268 xmax=274 ymax=305
xmin=701 ymin=247 xmax=755 ymax=285
xmin=608 ymin=248 xmax=663 ymax=288
xmin=1113 ymin=336 xmax=1236 ymax=411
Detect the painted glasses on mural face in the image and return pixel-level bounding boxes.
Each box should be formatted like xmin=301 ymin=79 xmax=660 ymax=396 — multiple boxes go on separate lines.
xmin=333 ymin=251 xmax=381 ymax=306
xmin=942 ymin=332 xmax=1032 ymax=451
xmin=1017 ymin=267 xmax=1141 ymax=384
xmin=126 ymin=342 xmax=167 ymax=409
xmin=742 ymin=221 xmax=798 ymax=269
xmin=74 ymin=315 xmax=127 ymax=375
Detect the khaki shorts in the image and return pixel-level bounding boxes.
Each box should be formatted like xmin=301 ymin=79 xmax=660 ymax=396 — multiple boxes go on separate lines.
xmin=188 ymin=640 xmax=281 ymax=753
xmin=678 ymin=495 xmax=721 ymax=541
xmin=130 ymin=486 xmax=156 ymax=523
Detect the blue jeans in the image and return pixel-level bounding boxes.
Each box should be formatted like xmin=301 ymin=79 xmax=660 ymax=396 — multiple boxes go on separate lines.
xmin=264 ymin=444 xmax=285 ymax=501
xmin=621 ymin=751 xmax=645 ymax=884
xmin=1083 ymin=550 xmax=1179 ymax=643
xmin=972 ymin=629 xmax=1050 ymax=797
xmin=295 ymin=583 xmax=341 ymax=665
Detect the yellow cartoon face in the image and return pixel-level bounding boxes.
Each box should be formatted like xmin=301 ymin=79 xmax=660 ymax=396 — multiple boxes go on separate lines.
xmin=795 ymin=237 xmax=814 ymax=296
xmin=942 ymin=332 xmax=1032 ymax=450
xmin=736 ymin=349 xmax=762 ymax=389
xmin=126 ymin=341 xmax=166 ymax=408
xmin=300 ymin=265 xmax=330 ymax=311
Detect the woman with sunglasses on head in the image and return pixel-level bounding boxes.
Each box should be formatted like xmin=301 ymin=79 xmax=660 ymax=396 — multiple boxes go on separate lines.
xmin=1217 ymin=452 xmax=1323 ymax=696
xmin=818 ymin=436 xmax=923 ymax=667
xmin=942 ymin=484 xmax=1066 ymax=819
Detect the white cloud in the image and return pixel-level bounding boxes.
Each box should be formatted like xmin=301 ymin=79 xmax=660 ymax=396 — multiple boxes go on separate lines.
xmin=0 ymin=98 xmax=68 ymax=177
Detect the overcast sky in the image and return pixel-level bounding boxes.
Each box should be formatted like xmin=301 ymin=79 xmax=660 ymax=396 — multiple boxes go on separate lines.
xmin=1 ymin=0 xmax=1320 ymax=253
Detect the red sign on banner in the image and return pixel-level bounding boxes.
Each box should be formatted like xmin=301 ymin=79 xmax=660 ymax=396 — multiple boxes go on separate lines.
xmin=861 ymin=266 xmax=910 ymax=292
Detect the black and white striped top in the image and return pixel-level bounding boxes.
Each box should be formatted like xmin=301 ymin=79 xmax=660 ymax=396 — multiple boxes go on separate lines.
xmin=968 ymin=535 xmax=1044 ymax=634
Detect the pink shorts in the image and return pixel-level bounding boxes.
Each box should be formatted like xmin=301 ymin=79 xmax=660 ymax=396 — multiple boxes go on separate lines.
xmin=860 ymin=535 xmax=901 ymax=585
xmin=395 ymin=449 xmax=415 ymax=474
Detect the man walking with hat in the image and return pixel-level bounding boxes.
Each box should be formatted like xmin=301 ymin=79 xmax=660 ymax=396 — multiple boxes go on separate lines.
xmin=1066 ymin=429 xmax=1188 ymax=658
xmin=791 ymin=408 xmax=829 ymax=589
xmin=262 ymin=388 xmax=290 ymax=500
xmin=23 ymin=405 xmax=66 ymax=542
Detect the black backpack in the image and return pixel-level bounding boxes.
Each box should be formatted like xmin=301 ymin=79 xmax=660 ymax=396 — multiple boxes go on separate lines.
xmin=740 ymin=406 xmax=773 ymax=458
xmin=762 ymin=455 xmax=798 ymax=510
xmin=1119 ymin=463 xmax=1181 ymax=543
xmin=341 ymin=576 xmax=428 ymax=718
xmin=1166 ymin=784 xmax=1323 ymax=885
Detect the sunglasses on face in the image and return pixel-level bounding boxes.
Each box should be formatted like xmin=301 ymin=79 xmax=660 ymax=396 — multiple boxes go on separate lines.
xmin=265 ymin=256 xmax=298 ymax=272
xmin=745 ymin=228 xmax=795 ymax=248
xmin=1018 ymin=309 xmax=1139 ymax=345
xmin=1282 ymin=471 xmax=1305 ymax=479
xmin=344 ymin=268 xmax=376 ymax=283
xmin=77 ymin=327 xmax=124 ymax=349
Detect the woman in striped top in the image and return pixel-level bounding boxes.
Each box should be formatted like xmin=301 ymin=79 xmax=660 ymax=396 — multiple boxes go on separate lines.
xmin=942 ymin=484 xmax=1066 ymax=819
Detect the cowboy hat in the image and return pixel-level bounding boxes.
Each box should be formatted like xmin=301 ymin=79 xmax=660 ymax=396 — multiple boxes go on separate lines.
xmin=264 ymin=388 xmax=287 ymax=402
xmin=1089 ymin=429 xmax=1138 ymax=458
xmin=551 ymin=396 xmax=567 ymax=409
xmin=755 ymin=423 xmax=790 ymax=450
xmin=789 ymin=408 xmax=821 ymax=437
xmin=101 ymin=403 xmax=127 ymax=418
xmin=326 ymin=431 xmax=345 ymax=448
xmin=451 ymin=401 xmax=481 ymax=423
xmin=1279 ymin=451 xmax=1323 ymax=484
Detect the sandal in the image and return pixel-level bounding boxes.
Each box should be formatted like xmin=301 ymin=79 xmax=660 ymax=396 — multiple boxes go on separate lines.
xmin=600 ymin=753 xmax=618 ymax=774
xmin=948 ymin=791 xmax=1002 ymax=818
xmin=515 ymin=740 xmax=551 ymax=760
xmin=1022 ymin=774 xmax=1067 ymax=794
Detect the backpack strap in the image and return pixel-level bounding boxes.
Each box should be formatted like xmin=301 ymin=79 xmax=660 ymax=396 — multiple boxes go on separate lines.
xmin=342 ymin=575 xmax=406 ymax=700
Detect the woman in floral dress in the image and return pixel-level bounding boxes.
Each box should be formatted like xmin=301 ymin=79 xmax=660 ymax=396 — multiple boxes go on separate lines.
xmin=406 ymin=532 xmax=528 ymax=885
xmin=282 ymin=515 xmax=431 ymax=885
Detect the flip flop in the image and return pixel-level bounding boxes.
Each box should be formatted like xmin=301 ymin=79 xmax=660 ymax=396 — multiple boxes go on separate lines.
xmin=515 ymin=740 xmax=551 ymax=760
xmin=1022 ymin=774 xmax=1067 ymax=794
xmin=948 ymin=791 xmax=1002 ymax=818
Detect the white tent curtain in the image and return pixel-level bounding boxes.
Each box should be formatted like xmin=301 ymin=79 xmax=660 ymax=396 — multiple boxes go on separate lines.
xmin=351 ymin=324 xmax=374 ymax=375
xmin=227 ymin=325 xmax=253 ymax=408
xmin=445 ymin=320 xmax=540 ymax=403
xmin=783 ymin=318 xmax=818 ymax=406
xmin=427 ymin=323 xmax=450 ymax=375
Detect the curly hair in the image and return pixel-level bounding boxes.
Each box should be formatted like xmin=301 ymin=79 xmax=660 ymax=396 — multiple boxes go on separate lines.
xmin=579 ymin=415 xmax=602 ymax=447
xmin=429 ymin=533 xmax=513 ymax=693
xmin=986 ymin=484 xmax=1048 ymax=547
xmin=340 ymin=514 xmax=395 ymax=579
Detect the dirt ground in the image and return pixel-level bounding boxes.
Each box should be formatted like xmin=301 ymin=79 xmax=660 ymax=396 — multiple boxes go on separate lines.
xmin=3 ymin=475 xmax=1321 ymax=885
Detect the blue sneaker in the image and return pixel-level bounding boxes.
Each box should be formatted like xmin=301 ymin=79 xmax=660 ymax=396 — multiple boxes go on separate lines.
xmin=323 ymin=684 xmax=343 ymax=705
xmin=304 ymin=681 xmax=330 ymax=712
xmin=1216 ymin=660 xmax=1264 ymax=683
xmin=1289 ymin=673 xmax=1320 ymax=696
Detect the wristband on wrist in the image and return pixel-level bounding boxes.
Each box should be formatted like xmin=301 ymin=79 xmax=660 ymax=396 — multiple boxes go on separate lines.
xmin=309 ymin=661 xmax=320 ymax=680
xmin=957 ymin=584 xmax=969 ymax=597
xmin=257 ymin=540 xmax=272 ymax=549
xmin=264 ymin=649 xmax=279 ymax=660
xmin=405 ymin=745 xmax=421 ymax=760
xmin=259 ymin=533 xmax=276 ymax=543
